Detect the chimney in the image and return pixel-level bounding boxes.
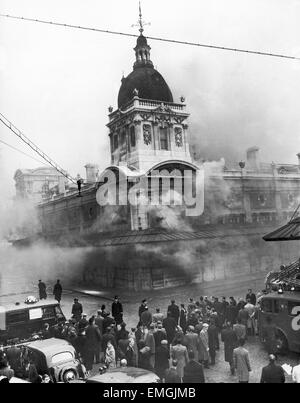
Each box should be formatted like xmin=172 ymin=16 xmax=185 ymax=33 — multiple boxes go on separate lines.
xmin=58 ymin=176 xmax=66 ymax=195
xmin=246 ymin=146 xmax=260 ymax=170
xmin=85 ymin=163 xmax=99 ymax=183
xmin=297 ymin=153 xmax=300 ymax=165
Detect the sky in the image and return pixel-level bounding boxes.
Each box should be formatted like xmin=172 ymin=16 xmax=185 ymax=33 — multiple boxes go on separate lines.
xmin=1 ymin=0 xmax=300 ymax=199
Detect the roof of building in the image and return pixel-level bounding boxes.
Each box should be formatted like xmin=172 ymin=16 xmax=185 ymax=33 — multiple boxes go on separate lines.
xmin=118 ymin=66 xmax=173 ymax=109
xmin=263 ymin=216 xmax=300 ymax=241
xmin=83 ymin=225 xmax=274 ymax=247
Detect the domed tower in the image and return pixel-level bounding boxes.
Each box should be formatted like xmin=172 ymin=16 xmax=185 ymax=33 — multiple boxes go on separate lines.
xmin=106 ymin=6 xmax=192 ymax=172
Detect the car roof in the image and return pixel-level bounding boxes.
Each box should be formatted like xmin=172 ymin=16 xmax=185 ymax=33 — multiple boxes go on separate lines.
xmin=26 ymin=338 xmax=74 ymax=355
xmin=0 ymin=299 xmax=60 ymax=313
xmin=261 ymin=291 xmax=300 ymax=302
xmin=86 ymin=367 xmax=159 ymax=384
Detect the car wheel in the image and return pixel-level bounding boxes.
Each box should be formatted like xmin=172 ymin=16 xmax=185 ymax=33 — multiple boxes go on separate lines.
xmin=276 ymin=331 xmax=288 ymax=355
xmin=62 ymin=368 xmax=78 ymax=383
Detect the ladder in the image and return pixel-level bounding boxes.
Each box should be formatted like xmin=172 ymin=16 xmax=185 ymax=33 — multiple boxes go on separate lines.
xmin=271 ymin=259 xmax=300 ymax=288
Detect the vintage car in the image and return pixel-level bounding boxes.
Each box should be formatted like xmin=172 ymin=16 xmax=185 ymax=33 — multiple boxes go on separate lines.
xmin=84 ymin=367 xmax=160 ymax=383
xmin=20 ymin=338 xmax=86 ymax=383
xmin=0 ymin=297 xmax=66 ymax=344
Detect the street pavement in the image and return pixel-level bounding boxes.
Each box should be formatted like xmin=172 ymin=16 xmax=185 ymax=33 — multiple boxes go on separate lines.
xmin=0 ymin=278 xmax=298 ymax=383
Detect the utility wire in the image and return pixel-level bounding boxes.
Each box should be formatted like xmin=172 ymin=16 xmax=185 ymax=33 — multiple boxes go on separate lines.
xmin=0 ymin=112 xmax=76 ymax=183
xmin=0 ymin=138 xmax=48 ymax=166
xmin=0 ymin=13 xmax=299 ymax=61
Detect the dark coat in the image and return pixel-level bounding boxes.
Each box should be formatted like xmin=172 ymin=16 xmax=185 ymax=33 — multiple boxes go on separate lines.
xmin=85 ymin=324 xmax=101 ymax=350
xmin=141 ymin=310 xmax=152 ymax=327
xmin=167 ymin=304 xmax=180 ymax=324
xmin=260 ymin=363 xmax=285 ymax=383
xmin=165 ymin=367 xmax=181 ymax=383
xmin=154 ymin=329 xmax=167 ymax=347
xmin=138 ymin=304 xmax=147 ymax=318
xmin=112 ymin=301 xmax=123 ymax=324
xmin=73 ymin=333 xmax=88 ymax=363
xmin=208 ymin=324 xmax=219 ymax=352
xmin=155 ymin=345 xmax=170 ymax=380
xmin=125 ymin=346 xmax=137 ymax=367
xmin=53 ymin=283 xmax=62 ymax=301
xmin=103 ymin=316 xmax=115 ymax=332
xmin=163 ymin=317 xmax=177 ymax=344
xmin=71 ymin=302 xmax=83 ymax=320
xmin=221 ymin=328 xmax=238 ymax=363
xmin=246 ymin=293 xmax=257 ymax=306
xmin=38 ymin=282 xmax=47 ymax=299
xmin=179 ymin=308 xmax=187 ymax=332
xmin=183 ymin=360 xmax=205 ymax=383
xmin=225 ymin=305 xmax=238 ymax=324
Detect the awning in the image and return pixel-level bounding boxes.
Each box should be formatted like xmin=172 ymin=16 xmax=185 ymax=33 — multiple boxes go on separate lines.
xmin=263 ymin=217 xmax=300 ymax=242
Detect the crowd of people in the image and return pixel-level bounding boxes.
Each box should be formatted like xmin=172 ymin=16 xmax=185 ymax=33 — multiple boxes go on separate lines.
xmin=1 ymin=287 xmax=299 ymax=384
xmin=40 ymin=290 xmax=299 ymax=382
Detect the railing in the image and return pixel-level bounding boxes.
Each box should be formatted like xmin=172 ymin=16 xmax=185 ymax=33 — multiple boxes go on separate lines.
xmin=109 ymin=97 xmax=187 ymax=121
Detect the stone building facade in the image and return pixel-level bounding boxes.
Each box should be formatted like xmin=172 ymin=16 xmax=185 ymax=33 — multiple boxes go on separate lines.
xmin=14 ymin=29 xmax=300 ymax=290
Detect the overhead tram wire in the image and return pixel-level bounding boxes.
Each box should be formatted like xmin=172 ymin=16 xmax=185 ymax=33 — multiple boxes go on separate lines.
xmin=0 ymin=112 xmax=76 ymax=184
xmin=0 ymin=13 xmax=300 ymax=61
xmin=0 ymin=138 xmax=48 ymax=166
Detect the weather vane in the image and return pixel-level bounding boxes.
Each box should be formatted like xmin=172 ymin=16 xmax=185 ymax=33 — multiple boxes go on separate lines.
xmin=131 ymin=1 xmax=150 ymax=34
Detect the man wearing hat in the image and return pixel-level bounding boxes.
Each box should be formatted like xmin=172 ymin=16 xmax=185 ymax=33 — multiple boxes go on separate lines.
xmin=38 ymin=280 xmax=47 ymax=300
xmin=260 ymin=354 xmax=285 ymax=383
xmin=138 ymin=299 xmax=148 ymax=321
xmin=112 ymin=296 xmax=123 ymax=325
xmin=71 ymin=298 xmax=83 ymax=322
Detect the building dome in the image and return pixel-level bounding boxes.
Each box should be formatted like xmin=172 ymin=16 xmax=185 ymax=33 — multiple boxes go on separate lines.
xmin=118 ymin=66 xmax=173 ymax=109
xmin=117 ymin=33 xmax=173 ymax=109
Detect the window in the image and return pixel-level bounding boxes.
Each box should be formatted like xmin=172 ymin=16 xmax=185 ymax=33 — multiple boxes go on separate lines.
xmin=29 ymin=308 xmax=43 ymax=320
xmin=160 ymin=127 xmax=169 ymax=150
xmin=51 ymin=352 xmax=73 ymax=365
xmin=54 ymin=305 xmax=65 ymax=320
xmin=42 ymin=306 xmax=55 ymax=320
xmin=130 ymin=126 xmax=136 ymax=148
xmin=261 ymin=299 xmax=273 ymax=313
xmin=6 ymin=310 xmax=29 ymax=325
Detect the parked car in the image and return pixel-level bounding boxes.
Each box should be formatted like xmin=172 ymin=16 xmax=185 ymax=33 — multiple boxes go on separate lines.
xmin=4 ymin=338 xmax=86 ymax=383
xmin=82 ymin=367 xmax=160 ymax=383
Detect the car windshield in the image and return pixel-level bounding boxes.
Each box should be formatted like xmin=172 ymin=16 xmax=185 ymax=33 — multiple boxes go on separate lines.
xmin=51 ymin=351 xmax=73 ymax=365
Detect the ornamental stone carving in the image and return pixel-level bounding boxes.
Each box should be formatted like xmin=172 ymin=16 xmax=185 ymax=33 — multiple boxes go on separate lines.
xmin=143 ymin=124 xmax=152 ymax=145
xmin=175 ymin=128 xmax=183 ymax=147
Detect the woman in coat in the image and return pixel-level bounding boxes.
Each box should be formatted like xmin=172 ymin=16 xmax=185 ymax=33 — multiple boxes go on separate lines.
xmin=105 ymin=341 xmax=116 ymax=369
xmin=170 ymin=336 xmax=188 ymax=380
xmin=198 ymin=323 xmax=210 ymax=368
